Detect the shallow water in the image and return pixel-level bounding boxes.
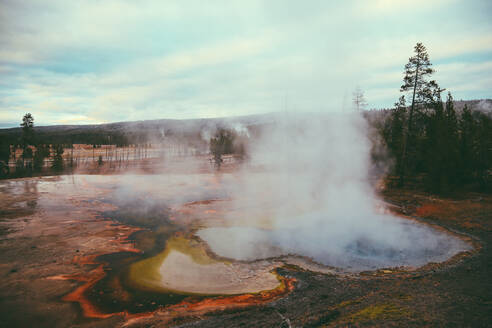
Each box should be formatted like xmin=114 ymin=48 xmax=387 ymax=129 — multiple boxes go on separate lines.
xmin=197 ymin=213 xmax=471 ymax=272
xmin=0 ymin=174 xmax=228 ymax=314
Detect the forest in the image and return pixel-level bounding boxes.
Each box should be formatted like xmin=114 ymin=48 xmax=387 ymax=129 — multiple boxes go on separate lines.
xmin=377 ymin=43 xmax=491 ymax=192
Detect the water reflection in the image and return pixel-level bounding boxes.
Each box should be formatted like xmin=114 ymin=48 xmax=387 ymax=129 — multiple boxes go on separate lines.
xmin=23 ymin=180 xmax=38 ymax=210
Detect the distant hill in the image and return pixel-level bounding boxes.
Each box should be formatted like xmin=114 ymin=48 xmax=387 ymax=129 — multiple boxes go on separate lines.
xmin=1 ymin=100 xmax=490 ymax=146
xmin=0 ymin=113 xmax=278 ymax=146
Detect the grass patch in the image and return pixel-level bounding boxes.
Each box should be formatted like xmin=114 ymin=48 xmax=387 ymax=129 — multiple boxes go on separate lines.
xmin=350 ymin=303 xmax=410 ymax=321
xmin=350 ymin=303 xmax=410 ymax=322
xmin=337 ymin=298 xmax=362 ymax=308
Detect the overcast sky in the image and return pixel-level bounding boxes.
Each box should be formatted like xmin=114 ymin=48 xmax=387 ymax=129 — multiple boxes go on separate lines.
xmin=0 ymin=0 xmax=491 ymax=127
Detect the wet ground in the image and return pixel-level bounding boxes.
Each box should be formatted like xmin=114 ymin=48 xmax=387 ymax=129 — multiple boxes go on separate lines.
xmin=0 ymin=174 xmax=490 ymax=327
xmin=0 ymin=174 xmax=293 ymax=327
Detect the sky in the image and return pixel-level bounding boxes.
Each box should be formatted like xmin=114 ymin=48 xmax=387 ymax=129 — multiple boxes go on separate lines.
xmin=0 ymin=0 xmax=491 ymax=127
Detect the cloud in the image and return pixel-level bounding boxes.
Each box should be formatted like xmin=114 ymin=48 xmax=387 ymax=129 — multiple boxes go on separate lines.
xmin=352 ymin=0 xmax=457 ymax=16
xmin=0 ymin=0 xmax=491 ymax=127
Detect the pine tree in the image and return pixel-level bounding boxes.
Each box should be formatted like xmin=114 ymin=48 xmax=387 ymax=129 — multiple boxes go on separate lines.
xmin=384 ymin=96 xmax=407 ymax=179
xmin=20 ymin=113 xmax=34 ymax=169
xmin=0 ymin=139 xmax=10 ymax=177
xmin=399 ymin=43 xmax=442 ymax=186
xmin=20 ymin=113 xmax=34 ymax=145
xmin=475 ymin=112 xmax=492 ymax=190
xmin=442 ymin=92 xmax=459 ymax=187
xmin=424 ymin=96 xmax=446 ymax=192
xmin=459 ymin=105 xmax=475 ymax=184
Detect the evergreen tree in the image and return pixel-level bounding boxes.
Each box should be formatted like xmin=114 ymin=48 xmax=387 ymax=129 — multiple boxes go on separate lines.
xmin=399 ymin=43 xmax=442 ymax=186
xmin=0 ymin=139 xmax=10 ymax=177
xmin=20 ymin=113 xmax=35 ymax=169
xmin=442 ymin=92 xmax=459 ymax=186
xmin=474 ymin=112 xmax=492 ymax=190
xmin=384 ymin=96 xmax=407 ymax=179
xmin=424 ymin=96 xmax=446 ymax=192
xmin=459 ymin=105 xmax=475 ymax=184
xmin=20 ymin=113 xmax=34 ymax=145
xmin=33 ymin=144 xmax=50 ymax=171
xmin=51 ymin=145 xmax=64 ymax=171
xmin=210 ymin=129 xmax=235 ymax=169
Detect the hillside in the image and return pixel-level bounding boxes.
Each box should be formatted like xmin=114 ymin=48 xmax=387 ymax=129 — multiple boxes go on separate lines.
xmin=0 ymin=113 xmax=277 ymax=146
xmin=1 ymin=99 xmax=490 ymax=146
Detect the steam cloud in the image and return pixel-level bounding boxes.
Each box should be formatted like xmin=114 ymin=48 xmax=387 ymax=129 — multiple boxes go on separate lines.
xmin=198 ymin=111 xmax=469 ymax=271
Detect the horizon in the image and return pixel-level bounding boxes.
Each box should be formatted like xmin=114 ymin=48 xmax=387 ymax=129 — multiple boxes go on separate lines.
xmin=1 ymin=1 xmax=491 ymax=127
xmin=2 ymin=98 xmax=491 ymax=130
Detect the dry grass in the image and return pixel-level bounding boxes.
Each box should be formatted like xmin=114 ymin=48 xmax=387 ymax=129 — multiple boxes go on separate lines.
xmin=349 ymin=303 xmax=411 ymax=322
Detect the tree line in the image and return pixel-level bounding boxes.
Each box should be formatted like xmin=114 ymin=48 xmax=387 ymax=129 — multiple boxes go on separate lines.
xmin=0 ymin=113 xmax=247 ymax=177
xmin=0 ymin=114 xmax=65 ymax=177
xmin=0 ymin=115 xmax=171 ymax=178
xmin=380 ymin=43 xmax=491 ymax=192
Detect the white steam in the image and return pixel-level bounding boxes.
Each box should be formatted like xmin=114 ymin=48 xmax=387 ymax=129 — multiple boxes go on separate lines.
xmin=197 ymin=111 xmax=469 ymax=271
xmin=477 ymin=99 xmax=492 ymax=113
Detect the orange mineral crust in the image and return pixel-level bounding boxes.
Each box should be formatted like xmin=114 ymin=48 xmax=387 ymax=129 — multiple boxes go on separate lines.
xmin=49 ymin=214 xmax=296 ymax=322
xmin=55 ymin=259 xmax=295 ymax=321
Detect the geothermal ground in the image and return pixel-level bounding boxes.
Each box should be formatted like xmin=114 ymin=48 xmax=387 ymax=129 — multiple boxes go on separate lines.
xmin=0 ymin=169 xmax=490 ymax=327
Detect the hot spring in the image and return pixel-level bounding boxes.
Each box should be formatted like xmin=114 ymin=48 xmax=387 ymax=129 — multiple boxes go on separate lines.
xmin=196 ymin=213 xmax=470 ymax=272
xmin=194 ymin=112 xmax=471 ymax=272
